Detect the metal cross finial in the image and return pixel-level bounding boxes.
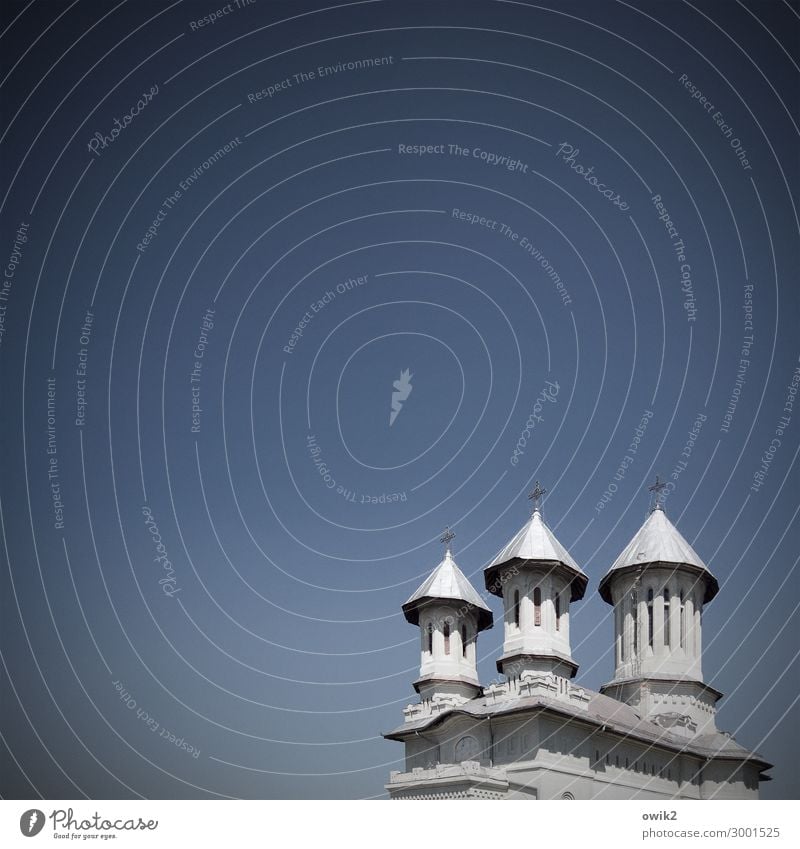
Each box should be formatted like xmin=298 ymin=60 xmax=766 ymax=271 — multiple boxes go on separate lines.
xmin=648 ymin=475 xmax=667 ymax=511
xmin=440 ymin=527 xmax=455 ymax=553
xmin=528 ymin=481 xmax=547 ymax=513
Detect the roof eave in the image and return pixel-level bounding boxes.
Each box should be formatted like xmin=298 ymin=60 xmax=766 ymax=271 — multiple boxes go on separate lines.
xmin=598 ymin=560 xmax=719 ymax=605
xmin=383 ymin=700 xmax=772 ymax=771
xmin=484 ymin=557 xmax=588 ymax=601
xmin=401 ymin=596 xmax=493 ymax=632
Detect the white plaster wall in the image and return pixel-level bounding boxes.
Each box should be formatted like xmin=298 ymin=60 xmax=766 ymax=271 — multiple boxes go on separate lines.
xmin=609 ymin=567 xmax=704 ymax=681
xmin=417 ymin=603 xmax=480 ymax=686
xmin=501 ymin=570 xmax=573 ymax=659
xmin=398 ymin=711 xmax=756 ymax=800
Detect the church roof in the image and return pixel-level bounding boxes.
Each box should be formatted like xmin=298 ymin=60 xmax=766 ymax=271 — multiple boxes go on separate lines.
xmin=484 ymin=509 xmax=588 ymax=601
xmin=598 ymin=506 xmax=719 ymax=604
xmin=402 ymin=550 xmax=493 ymax=632
xmin=383 ymin=687 xmax=770 ymax=771
xmin=691 ymin=732 xmax=761 ymax=759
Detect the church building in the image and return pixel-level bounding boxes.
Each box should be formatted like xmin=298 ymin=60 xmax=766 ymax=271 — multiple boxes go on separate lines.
xmin=384 ymin=484 xmax=770 ymax=799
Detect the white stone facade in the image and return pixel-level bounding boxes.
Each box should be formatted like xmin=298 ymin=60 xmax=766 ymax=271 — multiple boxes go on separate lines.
xmin=607 ymin=566 xmax=704 ymax=682
xmin=494 ymin=566 xmax=576 ymax=677
xmin=385 ymin=505 xmax=770 ymax=799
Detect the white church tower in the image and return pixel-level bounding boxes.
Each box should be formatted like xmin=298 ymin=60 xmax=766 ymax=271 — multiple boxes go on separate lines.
xmin=598 ymin=478 xmax=721 ymax=737
xmin=385 ymin=482 xmax=770 ymax=799
xmin=402 ymin=529 xmax=493 ymax=704
xmin=483 ymin=484 xmax=588 ymax=682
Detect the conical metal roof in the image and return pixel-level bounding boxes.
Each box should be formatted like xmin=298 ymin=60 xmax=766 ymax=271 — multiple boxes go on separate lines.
xmin=484 ymin=508 xmax=588 ymax=601
xmin=598 ymin=505 xmax=719 ymax=604
xmin=402 ymin=550 xmax=493 ymax=632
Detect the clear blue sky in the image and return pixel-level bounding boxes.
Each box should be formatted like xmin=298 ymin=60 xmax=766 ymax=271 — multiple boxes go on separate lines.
xmin=1 ymin=0 xmax=797 ymax=800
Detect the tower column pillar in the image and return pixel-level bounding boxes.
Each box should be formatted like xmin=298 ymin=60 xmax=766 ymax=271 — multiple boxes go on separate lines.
xmin=402 ymin=538 xmax=493 ymax=705
xmin=484 ymin=495 xmax=587 ymax=683
xmin=598 ymin=496 xmax=720 ymax=736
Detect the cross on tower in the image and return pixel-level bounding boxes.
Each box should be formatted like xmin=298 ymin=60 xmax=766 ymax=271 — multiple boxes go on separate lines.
xmin=440 ymin=527 xmax=455 ymax=553
xmin=648 ymin=475 xmax=667 ymax=511
xmin=528 ymin=481 xmax=547 ymax=513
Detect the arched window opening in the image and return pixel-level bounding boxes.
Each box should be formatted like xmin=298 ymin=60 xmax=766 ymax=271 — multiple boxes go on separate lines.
xmin=534 ymin=587 xmax=542 ymax=626
xmin=443 ymin=621 xmax=451 ymax=655
xmin=427 ymin=622 xmax=433 ymax=654
xmin=647 ymin=588 xmax=654 ymax=647
xmin=461 ymin=624 xmax=468 ymax=658
xmin=632 ymin=598 xmax=638 ymax=656
xmin=513 ymin=589 xmax=520 ymax=627
xmin=555 ymin=594 xmax=561 ymax=630
xmin=663 ymin=588 xmax=670 ymax=647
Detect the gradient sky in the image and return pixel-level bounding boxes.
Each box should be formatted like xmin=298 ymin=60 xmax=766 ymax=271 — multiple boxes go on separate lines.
xmin=0 ymin=0 xmax=798 ymax=800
